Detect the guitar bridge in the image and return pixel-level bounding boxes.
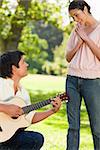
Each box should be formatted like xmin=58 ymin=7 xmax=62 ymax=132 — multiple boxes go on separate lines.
xmin=0 ymin=126 xmax=2 ymax=132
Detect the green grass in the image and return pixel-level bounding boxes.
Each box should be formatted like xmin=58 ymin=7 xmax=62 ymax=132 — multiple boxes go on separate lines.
xmin=21 ymin=74 xmax=66 ymax=93
xmin=21 ymin=74 xmax=94 ymax=150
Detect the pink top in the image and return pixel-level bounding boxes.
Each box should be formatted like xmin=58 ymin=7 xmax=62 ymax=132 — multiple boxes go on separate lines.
xmin=66 ymin=24 xmax=100 ymax=79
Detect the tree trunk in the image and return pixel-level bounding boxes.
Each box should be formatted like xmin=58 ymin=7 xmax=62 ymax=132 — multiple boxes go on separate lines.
xmin=0 ymin=0 xmax=32 ymax=52
xmin=0 ymin=0 xmax=3 ymax=7
xmin=18 ymin=0 xmax=32 ymax=12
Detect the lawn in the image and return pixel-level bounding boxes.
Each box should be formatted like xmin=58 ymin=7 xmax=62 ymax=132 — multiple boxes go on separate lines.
xmin=21 ymin=74 xmax=94 ymax=150
xmin=21 ymin=74 xmax=66 ymax=93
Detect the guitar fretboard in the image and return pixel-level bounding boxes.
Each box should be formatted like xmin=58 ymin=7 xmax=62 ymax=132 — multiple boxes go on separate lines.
xmin=22 ymin=99 xmax=51 ymax=114
xmin=22 ymin=92 xmax=67 ymax=114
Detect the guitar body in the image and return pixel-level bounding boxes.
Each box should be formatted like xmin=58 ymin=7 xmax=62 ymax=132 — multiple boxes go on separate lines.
xmin=0 ymin=97 xmax=30 ymax=143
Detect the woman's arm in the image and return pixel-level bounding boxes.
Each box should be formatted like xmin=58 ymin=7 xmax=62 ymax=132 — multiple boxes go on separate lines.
xmin=66 ymin=39 xmax=83 ymax=62
xmin=84 ymin=37 xmax=100 ymax=60
xmin=75 ymin=24 xmax=100 ymax=60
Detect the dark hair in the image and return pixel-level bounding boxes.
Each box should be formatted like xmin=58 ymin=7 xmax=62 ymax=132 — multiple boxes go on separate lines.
xmin=68 ymin=0 xmax=91 ymax=14
xmin=0 ymin=50 xmax=25 ymax=78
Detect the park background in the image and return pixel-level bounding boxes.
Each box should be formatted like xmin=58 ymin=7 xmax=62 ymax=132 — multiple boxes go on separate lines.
xmin=0 ymin=0 xmax=100 ymax=149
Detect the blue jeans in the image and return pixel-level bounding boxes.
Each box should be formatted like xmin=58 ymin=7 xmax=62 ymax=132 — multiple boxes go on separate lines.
xmin=0 ymin=129 xmax=44 ymax=150
xmin=66 ymin=75 xmax=100 ymax=150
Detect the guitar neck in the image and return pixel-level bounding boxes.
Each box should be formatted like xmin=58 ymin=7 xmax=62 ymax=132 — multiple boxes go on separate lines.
xmin=22 ymin=92 xmax=68 ymax=114
xmin=22 ymin=99 xmax=51 ymax=114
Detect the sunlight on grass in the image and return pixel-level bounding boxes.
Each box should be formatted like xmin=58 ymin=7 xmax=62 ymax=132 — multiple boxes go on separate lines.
xmin=21 ymin=74 xmax=66 ymax=93
xmin=22 ymin=74 xmax=93 ymax=150
xmin=27 ymin=108 xmax=68 ymax=150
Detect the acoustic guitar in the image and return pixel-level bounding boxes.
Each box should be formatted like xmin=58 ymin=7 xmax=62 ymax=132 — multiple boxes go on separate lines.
xmin=0 ymin=92 xmax=68 ymax=143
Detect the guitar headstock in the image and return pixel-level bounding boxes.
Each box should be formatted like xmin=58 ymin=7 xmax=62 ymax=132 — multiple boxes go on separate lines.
xmin=58 ymin=92 xmax=69 ymax=102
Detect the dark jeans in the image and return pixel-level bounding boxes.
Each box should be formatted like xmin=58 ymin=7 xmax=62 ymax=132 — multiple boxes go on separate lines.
xmin=0 ymin=129 xmax=44 ymax=150
xmin=66 ymin=75 xmax=100 ymax=150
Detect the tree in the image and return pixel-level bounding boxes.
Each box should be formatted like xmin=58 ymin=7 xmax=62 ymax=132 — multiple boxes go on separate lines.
xmin=0 ymin=0 xmax=71 ymax=75
xmin=0 ymin=0 xmax=63 ymax=53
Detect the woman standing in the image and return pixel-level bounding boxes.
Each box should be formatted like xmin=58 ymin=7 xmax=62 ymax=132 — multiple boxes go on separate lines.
xmin=65 ymin=0 xmax=100 ymax=150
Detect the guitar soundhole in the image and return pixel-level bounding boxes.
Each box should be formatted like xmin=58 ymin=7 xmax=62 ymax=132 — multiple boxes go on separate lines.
xmin=0 ymin=126 xmax=2 ymax=131
xmin=12 ymin=117 xmax=18 ymax=119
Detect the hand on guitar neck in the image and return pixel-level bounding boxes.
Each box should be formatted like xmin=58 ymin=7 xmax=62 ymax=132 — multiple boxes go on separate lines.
xmin=51 ymin=96 xmax=61 ymax=113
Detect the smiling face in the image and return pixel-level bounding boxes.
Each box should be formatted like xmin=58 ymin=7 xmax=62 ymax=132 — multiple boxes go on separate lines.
xmin=12 ymin=56 xmax=29 ymax=78
xmin=69 ymin=8 xmax=88 ymax=25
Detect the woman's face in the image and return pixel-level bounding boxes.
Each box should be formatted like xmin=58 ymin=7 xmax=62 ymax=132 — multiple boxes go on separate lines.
xmin=69 ymin=8 xmax=87 ymax=25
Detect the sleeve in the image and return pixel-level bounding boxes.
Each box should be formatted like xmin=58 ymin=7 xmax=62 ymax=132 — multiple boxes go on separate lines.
xmin=67 ymin=30 xmax=75 ymax=51
xmin=0 ymin=78 xmax=8 ymax=101
xmin=65 ymin=28 xmax=79 ymax=55
xmin=25 ymin=111 xmax=36 ymax=124
xmin=19 ymin=86 xmax=31 ymax=105
xmin=98 ymin=28 xmax=100 ymax=47
xmin=19 ymin=86 xmax=36 ymax=124
xmin=0 ymin=78 xmax=2 ymax=100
